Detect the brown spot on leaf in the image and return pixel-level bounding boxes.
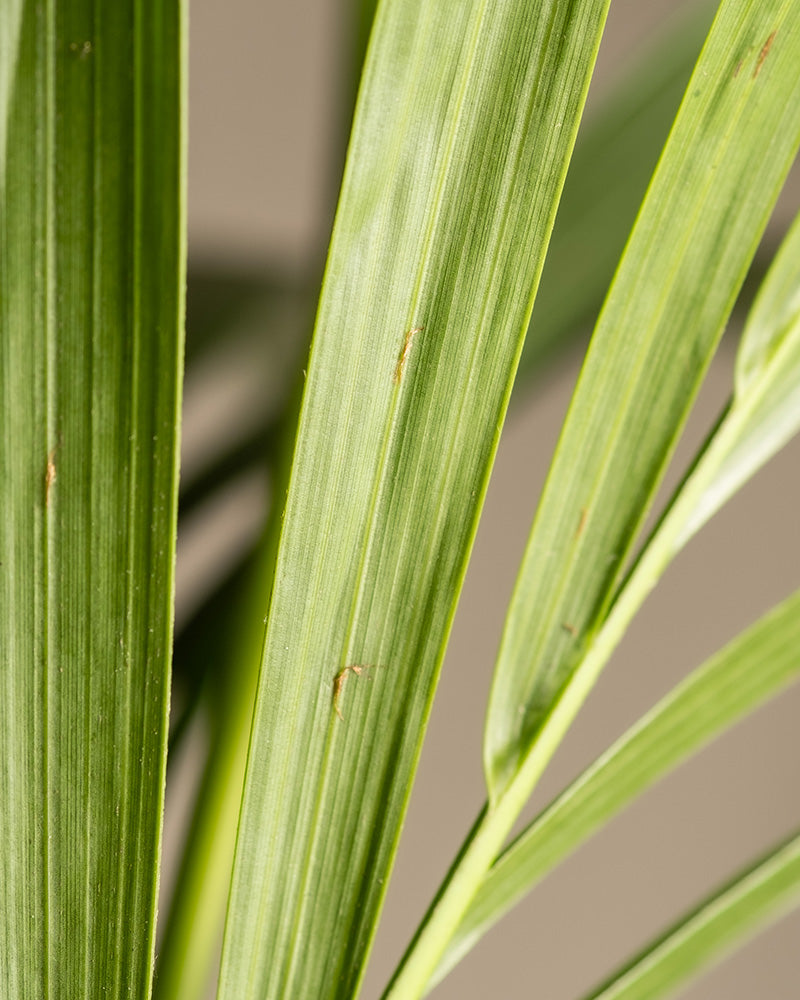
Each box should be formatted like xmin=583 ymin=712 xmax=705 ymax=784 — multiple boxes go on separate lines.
xmin=333 ymin=664 xmax=379 ymax=720
xmin=394 ymin=326 xmax=423 ymax=383
xmin=45 ymin=447 xmax=57 ymax=507
xmin=753 ymin=31 xmax=776 ymax=78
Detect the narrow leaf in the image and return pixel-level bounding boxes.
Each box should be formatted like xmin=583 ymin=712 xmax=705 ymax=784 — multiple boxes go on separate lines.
xmin=431 ymin=589 xmax=800 ymax=987
xmin=485 ymin=0 xmax=800 ymax=797
xmin=588 ymin=207 xmax=800 ymax=672
xmin=216 ymin=2 xmax=612 ymax=998
xmin=156 ymin=559 xmax=264 ymax=1000
xmin=737 ymin=211 xmax=800 ymax=392
xmin=156 ymin=403 xmax=295 ymax=1000
xmin=582 ymin=830 xmax=800 ymax=1000
xmin=0 ymin=2 xmax=185 ymax=999
xmin=670 ymin=207 xmax=800 ymax=550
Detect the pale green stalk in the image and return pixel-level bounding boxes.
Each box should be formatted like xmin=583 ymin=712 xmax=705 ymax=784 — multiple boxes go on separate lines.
xmin=431 ymin=587 xmax=800 ymax=985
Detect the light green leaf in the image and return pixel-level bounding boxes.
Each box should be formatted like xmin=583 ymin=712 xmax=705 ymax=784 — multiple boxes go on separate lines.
xmin=737 ymin=212 xmax=800 ymax=392
xmin=0 ymin=2 xmax=185 ymax=999
xmin=431 ymin=588 xmax=800 ymax=988
xmin=155 ymin=558 xmax=264 ymax=1000
xmin=215 ymin=2 xmax=612 ymax=998
xmin=582 ymin=830 xmax=800 ymax=1000
xmin=155 ymin=411 xmax=293 ymax=1000
xmin=583 ymin=208 xmax=800 ymax=680
xmin=669 ymin=207 xmax=800 ymax=551
xmin=485 ymin=0 xmax=800 ymax=798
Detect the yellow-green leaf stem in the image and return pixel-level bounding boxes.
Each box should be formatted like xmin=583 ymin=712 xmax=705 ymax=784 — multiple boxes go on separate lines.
xmin=431 ymin=589 xmax=800 ymax=987
xmin=0 ymin=2 xmax=186 ymax=997
xmin=216 ymin=2 xmax=612 ymax=998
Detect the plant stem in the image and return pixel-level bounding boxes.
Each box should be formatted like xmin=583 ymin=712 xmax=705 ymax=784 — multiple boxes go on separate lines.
xmin=382 ymin=398 xmax=753 ymax=996
xmin=381 ymin=600 xmax=639 ymax=998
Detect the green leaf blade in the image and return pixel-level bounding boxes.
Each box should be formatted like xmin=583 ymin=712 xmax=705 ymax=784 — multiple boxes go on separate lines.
xmin=0 ymin=2 xmax=185 ymax=997
xmin=583 ymin=830 xmax=800 ymax=1000
xmin=432 ymin=588 xmax=800 ymax=987
xmin=485 ymin=0 xmax=800 ymax=798
xmin=671 ymin=208 xmax=800 ymax=550
xmin=737 ymin=211 xmax=800 ymax=394
xmin=216 ymin=2 xmax=612 ymax=998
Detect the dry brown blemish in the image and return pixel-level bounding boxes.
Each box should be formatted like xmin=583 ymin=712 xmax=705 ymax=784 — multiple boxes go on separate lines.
xmin=45 ymin=446 xmax=58 ymax=507
xmin=754 ymin=31 xmax=776 ymax=78
xmin=576 ymin=507 xmax=588 ymax=539
xmin=394 ymin=326 xmax=423 ymax=383
xmin=561 ymin=622 xmax=578 ymax=637
xmin=733 ymin=59 xmax=742 ymax=78
xmin=333 ymin=664 xmax=378 ymax=720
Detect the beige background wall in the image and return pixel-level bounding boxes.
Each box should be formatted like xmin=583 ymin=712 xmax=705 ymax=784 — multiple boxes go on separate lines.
xmin=180 ymin=1 xmax=800 ymax=996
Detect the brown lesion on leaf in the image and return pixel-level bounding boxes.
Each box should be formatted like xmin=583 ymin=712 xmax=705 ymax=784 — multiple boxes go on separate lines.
xmin=332 ymin=663 xmax=381 ymax=720
xmin=576 ymin=507 xmax=588 ymax=539
xmin=45 ymin=443 xmax=59 ymax=508
xmin=561 ymin=622 xmax=578 ymax=638
xmin=394 ymin=326 xmax=423 ymax=384
xmin=733 ymin=59 xmax=743 ymax=78
xmin=753 ymin=30 xmax=776 ymax=79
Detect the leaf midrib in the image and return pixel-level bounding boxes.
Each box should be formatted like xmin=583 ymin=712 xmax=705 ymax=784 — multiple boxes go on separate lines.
xmin=42 ymin=1 xmax=56 ymax=992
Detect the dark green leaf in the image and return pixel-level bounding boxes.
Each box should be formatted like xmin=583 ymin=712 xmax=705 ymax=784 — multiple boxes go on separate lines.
xmin=0 ymin=1 xmax=185 ymax=997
